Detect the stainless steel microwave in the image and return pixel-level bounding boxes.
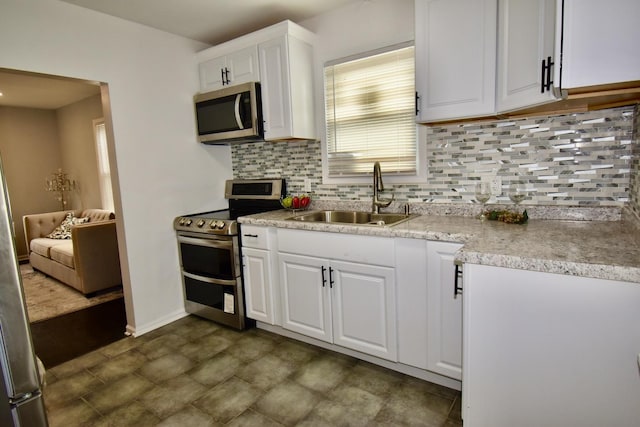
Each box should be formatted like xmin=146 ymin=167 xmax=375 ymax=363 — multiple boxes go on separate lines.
xmin=194 ymin=82 xmax=263 ymax=144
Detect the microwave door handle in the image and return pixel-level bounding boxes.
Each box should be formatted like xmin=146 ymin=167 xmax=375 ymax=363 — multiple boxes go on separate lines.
xmin=234 ymin=94 xmax=244 ymax=130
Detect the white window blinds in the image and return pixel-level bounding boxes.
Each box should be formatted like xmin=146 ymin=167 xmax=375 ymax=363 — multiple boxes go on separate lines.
xmin=93 ymin=120 xmax=114 ymax=212
xmin=324 ymin=44 xmax=416 ymax=177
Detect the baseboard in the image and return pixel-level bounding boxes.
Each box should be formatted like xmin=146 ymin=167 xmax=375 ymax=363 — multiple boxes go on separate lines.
xmin=256 ymin=322 xmax=462 ymax=392
xmin=126 ymin=309 xmax=189 ymax=337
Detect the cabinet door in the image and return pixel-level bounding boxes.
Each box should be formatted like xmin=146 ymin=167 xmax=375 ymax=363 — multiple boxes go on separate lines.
xmin=396 ymin=238 xmax=429 ymax=369
xmin=227 ymin=46 xmax=260 ymax=86
xmin=279 ymin=253 xmax=332 ymax=343
xmin=560 ymin=0 xmax=640 ymax=88
xmin=242 ymin=247 xmax=274 ymax=324
xmin=331 ymin=260 xmax=397 ymax=362
xmin=462 ymin=264 xmax=640 ymax=425
xmin=258 ymin=36 xmax=292 ymax=140
xmin=415 ymin=0 xmax=497 ymax=121
xmin=199 ymin=55 xmax=227 ymax=91
xmin=496 ymin=0 xmax=556 ymax=112
xmin=426 ymin=241 xmax=463 ymax=380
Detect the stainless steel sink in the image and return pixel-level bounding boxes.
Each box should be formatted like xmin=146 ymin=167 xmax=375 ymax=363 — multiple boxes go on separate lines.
xmin=287 ymin=210 xmax=414 ymax=226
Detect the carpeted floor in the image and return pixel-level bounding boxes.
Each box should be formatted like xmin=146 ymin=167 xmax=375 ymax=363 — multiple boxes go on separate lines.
xmin=20 ymin=263 xmax=124 ymax=323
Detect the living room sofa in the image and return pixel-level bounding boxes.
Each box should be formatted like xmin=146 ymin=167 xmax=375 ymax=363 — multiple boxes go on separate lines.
xmin=23 ymin=209 xmax=122 ymax=295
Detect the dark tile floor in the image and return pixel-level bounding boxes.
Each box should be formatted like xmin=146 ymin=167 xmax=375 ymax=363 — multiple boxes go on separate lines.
xmin=43 ymin=315 xmax=462 ymax=426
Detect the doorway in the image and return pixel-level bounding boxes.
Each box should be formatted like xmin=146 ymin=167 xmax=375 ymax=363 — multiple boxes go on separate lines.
xmin=0 ymin=68 xmax=127 ymax=367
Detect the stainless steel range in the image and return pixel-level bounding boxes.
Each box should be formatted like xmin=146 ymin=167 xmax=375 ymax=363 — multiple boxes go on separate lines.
xmin=173 ymin=179 xmax=285 ymax=329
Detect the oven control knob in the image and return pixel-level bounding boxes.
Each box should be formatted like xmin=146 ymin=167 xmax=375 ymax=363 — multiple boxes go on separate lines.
xmin=196 ymin=219 xmax=205 ymax=228
xmin=178 ymin=218 xmax=185 ymax=226
xmin=208 ymin=221 xmax=216 ymax=229
xmin=215 ymin=220 xmax=226 ymax=230
xmin=184 ymin=219 xmax=192 ymax=226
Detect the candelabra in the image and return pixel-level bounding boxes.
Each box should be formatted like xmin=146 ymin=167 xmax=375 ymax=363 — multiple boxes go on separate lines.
xmin=45 ymin=168 xmax=77 ymax=210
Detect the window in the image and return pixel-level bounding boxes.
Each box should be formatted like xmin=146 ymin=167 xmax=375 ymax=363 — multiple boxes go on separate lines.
xmin=324 ymin=43 xmax=419 ymax=180
xmin=92 ymin=119 xmax=114 ymax=212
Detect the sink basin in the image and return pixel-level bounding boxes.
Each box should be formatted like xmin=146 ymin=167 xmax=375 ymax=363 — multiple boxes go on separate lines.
xmin=287 ymin=210 xmax=414 ymax=226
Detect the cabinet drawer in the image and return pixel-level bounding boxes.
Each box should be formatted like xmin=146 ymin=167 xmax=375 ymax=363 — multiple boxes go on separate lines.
xmin=240 ymin=225 xmax=271 ymax=249
xmin=277 ymin=228 xmax=394 ymax=267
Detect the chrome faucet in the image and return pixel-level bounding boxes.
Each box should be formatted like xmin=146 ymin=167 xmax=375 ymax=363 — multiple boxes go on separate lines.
xmin=372 ymin=161 xmax=394 ymax=213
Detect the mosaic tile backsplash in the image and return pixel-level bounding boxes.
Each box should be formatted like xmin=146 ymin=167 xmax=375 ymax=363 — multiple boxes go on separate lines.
xmin=232 ymin=106 xmax=639 ymax=208
xmin=631 ymin=105 xmax=640 ymax=218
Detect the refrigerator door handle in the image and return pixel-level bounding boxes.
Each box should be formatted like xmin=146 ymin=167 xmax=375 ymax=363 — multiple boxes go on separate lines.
xmin=9 ymin=391 xmax=34 ymax=406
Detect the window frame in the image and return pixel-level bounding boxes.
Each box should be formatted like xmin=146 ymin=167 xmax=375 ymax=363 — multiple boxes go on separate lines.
xmin=92 ymin=118 xmax=115 ymax=212
xmin=321 ymin=41 xmax=427 ymax=185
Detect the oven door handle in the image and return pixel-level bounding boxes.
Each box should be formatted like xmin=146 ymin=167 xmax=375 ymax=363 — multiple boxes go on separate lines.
xmin=182 ymin=271 xmax=238 ymax=287
xmin=178 ymin=235 xmax=233 ymax=250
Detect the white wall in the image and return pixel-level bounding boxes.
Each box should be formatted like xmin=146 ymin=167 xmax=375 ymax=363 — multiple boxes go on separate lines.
xmin=0 ymin=0 xmax=233 ymax=335
xmin=301 ymin=0 xmax=414 ymax=63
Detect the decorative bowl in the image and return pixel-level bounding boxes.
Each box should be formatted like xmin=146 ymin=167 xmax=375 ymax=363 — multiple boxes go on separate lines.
xmin=280 ymin=194 xmax=312 ymax=211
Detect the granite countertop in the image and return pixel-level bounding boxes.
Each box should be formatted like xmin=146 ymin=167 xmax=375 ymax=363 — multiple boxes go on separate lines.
xmin=238 ymin=206 xmax=640 ymax=284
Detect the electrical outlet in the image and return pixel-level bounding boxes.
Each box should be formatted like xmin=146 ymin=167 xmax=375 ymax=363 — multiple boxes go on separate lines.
xmin=490 ymin=176 xmax=502 ymax=196
xmin=303 ymin=178 xmax=311 ymax=192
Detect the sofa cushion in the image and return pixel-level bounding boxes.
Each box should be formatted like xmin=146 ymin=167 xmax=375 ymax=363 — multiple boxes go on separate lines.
xmin=80 ymin=209 xmax=115 ymax=222
xmin=47 ymin=212 xmax=90 ymax=239
xmin=30 ymin=238 xmax=68 ymax=258
xmin=49 ymin=241 xmax=75 ymax=269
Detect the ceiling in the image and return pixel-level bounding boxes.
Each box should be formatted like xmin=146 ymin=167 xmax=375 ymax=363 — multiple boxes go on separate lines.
xmin=59 ymin=0 xmax=363 ymax=45
xmin=0 ymin=70 xmax=101 ymax=110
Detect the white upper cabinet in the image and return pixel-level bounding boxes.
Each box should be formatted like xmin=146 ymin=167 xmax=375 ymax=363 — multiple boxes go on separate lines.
xmin=496 ymin=0 xmax=557 ymax=112
xmin=417 ymin=0 xmax=640 ymax=122
xmin=196 ymin=21 xmax=316 ymax=141
xmin=416 ymin=0 xmax=561 ymax=122
xmin=258 ymin=34 xmax=316 ymax=141
xmin=558 ymin=0 xmax=640 ymax=90
xmin=199 ymin=46 xmax=260 ymax=92
xmin=415 ymin=0 xmax=498 ymax=122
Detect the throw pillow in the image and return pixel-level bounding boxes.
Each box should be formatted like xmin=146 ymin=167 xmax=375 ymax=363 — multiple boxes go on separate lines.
xmin=47 ymin=213 xmax=90 ymax=239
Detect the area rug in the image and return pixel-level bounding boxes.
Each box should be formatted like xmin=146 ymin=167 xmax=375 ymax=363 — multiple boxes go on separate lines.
xmin=20 ymin=263 xmax=124 ymax=323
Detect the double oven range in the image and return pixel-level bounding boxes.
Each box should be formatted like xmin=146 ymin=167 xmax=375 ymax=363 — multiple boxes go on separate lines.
xmin=173 ymin=179 xmax=285 ymax=330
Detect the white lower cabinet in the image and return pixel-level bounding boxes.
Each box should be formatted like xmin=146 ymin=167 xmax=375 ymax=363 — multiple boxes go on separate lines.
xmin=396 ymin=239 xmax=463 ymax=380
xmin=241 ymin=225 xmax=278 ymax=325
xmin=244 ymin=226 xmax=465 ymax=385
xmin=426 ymin=241 xmax=464 ymax=380
xmin=462 ymin=264 xmax=640 ymax=426
xmin=280 ymin=253 xmax=397 ymax=361
xmin=279 ymin=253 xmax=330 ymax=341
xmin=278 ymin=229 xmax=397 ymax=362
xmin=331 ymin=260 xmax=396 ymax=360
xmin=242 ymin=247 xmax=275 ymax=324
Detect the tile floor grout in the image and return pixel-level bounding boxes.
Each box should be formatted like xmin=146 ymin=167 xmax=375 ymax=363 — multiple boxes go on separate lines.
xmin=43 ymin=315 xmax=462 ymax=426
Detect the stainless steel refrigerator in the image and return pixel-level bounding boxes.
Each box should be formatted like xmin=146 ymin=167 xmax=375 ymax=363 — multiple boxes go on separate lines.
xmin=0 ymin=155 xmax=48 ymax=426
